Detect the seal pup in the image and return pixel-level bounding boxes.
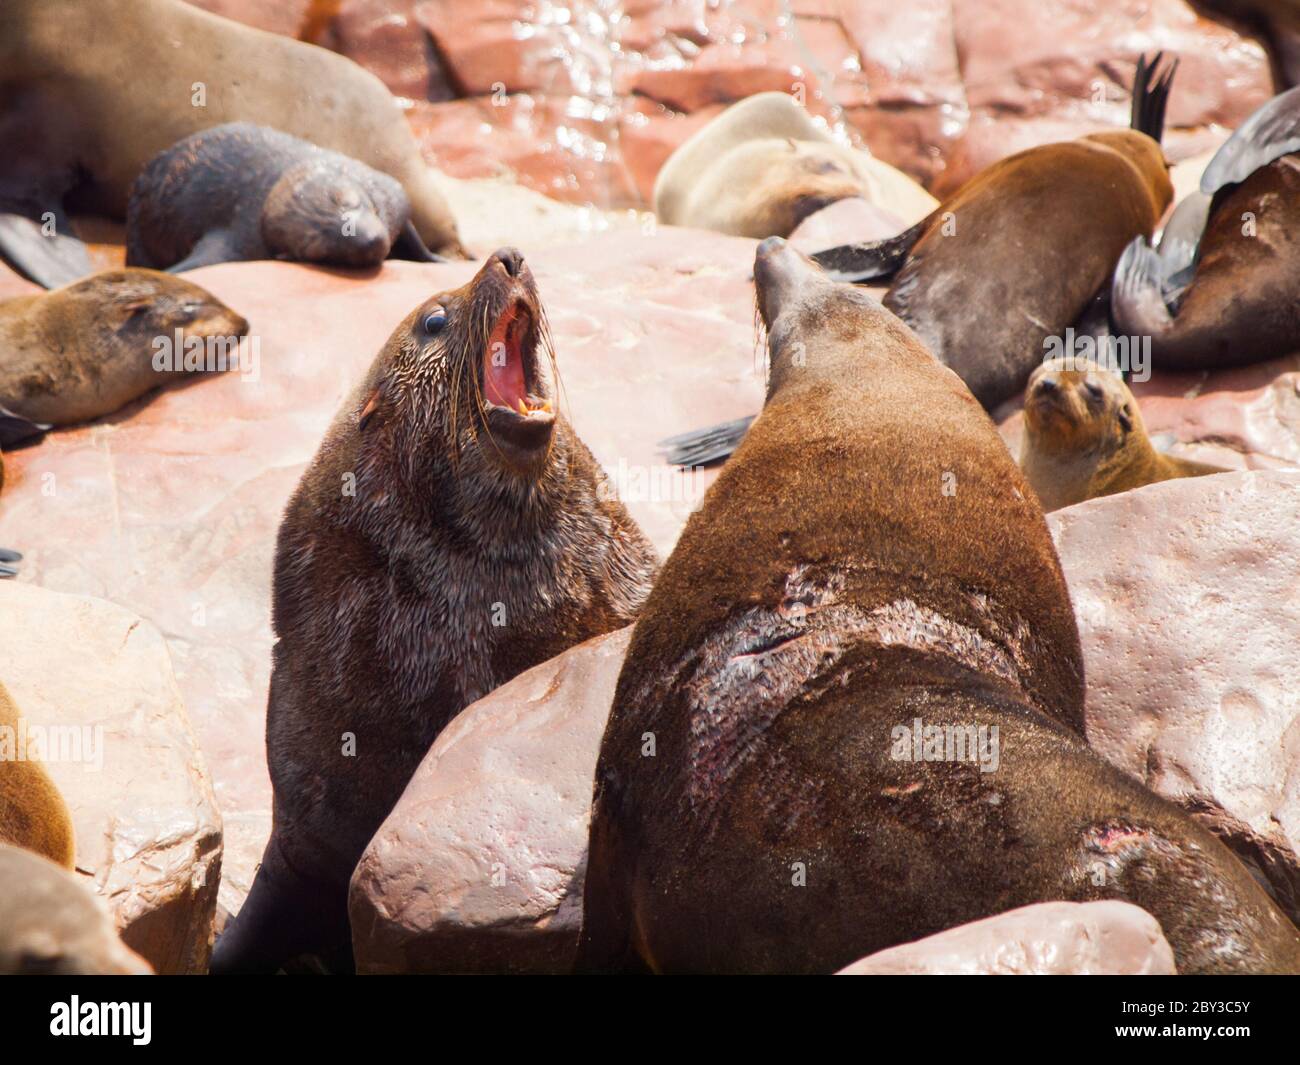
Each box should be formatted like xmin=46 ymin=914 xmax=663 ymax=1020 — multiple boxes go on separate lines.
xmin=0 ymin=680 xmax=75 ymax=869
xmin=576 ymin=238 xmax=1300 ymax=975
xmin=1020 ymin=358 xmax=1226 ymax=512
xmin=210 ymin=248 xmax=659 ymax=974
xmin=653 ymin=91 xmax=937 ymax=239
xmin=127 ymin=124 xmax=446 ymax=273
xmin=0 ymin=270 xmax=249 ymax=427
xmin=660 ymin=56 xmax=1179 ymax=467
xmin=1111 ymin=85 xmax=1300 ymax=370
xmin=0 ymin=0 xmax=464 ymax=288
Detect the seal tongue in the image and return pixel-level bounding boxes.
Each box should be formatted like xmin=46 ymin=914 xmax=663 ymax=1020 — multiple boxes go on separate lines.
xmin=485 ymin=303 xmax=528 ymax=410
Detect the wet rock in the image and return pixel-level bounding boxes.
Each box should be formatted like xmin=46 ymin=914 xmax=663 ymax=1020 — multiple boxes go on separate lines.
xmin=0 ymin=844 xmax=154 ymax=975
xmin=0 ymin=582 xmax=222 ymax=974
xmin=331 ymin=0 xmax=457 ymax=101
xmin=838 ymin=901 xmax=1176 ymax=975
xmin=350 ymin=627 xmax=630 ymax=973
xmin=1049 ymin=470 xmax=1300 ymax=923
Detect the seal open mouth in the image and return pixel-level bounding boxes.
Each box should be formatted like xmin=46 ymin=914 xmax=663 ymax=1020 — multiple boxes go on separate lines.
xmin=484 ymin=297 xmax=550 ymax=418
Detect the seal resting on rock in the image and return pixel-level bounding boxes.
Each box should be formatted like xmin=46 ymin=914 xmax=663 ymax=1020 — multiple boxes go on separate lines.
xmin=653 ymin=91 xmax=936 ymax=240
xmin=1111 ymin=85 xmax=1300 ymax=370
xmin=575 ymin=238 xmax=1300 ymax=975
xmin=0 ymin=270 xmax=249 ymax=427
xmin=1019 ymin=357 xmax=1225 ymax=512
xmin=126 ymin=124 xmax=446 ymax=273
xmin=0 ymin=0 xmax=464 ymax=288
xmin=210 ymin=248 xmax=659 ymax=974
xmin=0 ymin=680 xmax=74 ymax=869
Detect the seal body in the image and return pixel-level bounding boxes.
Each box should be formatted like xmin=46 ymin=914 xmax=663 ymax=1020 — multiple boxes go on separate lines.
xmin=1020 ymin=358 xmax=1225 ymax=512
xmin=126 ymin=123 xmax=422 ymax=272
xmin=0 ymin=270 xmax=249 ymax=426
xmin=576 ymin=238 xmax=1300 ymax=975
xmin=653 ymin=92 xmax=936 ymax=239
xmin=0 ymin=681 xmax=74 ymax=869
xmin=0 ymin=0 xmax=463 ymax=285
xmin=211 ymin=249 xmax=659 ymax=974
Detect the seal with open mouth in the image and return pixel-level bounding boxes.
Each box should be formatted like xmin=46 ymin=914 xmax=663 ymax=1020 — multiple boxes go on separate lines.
xmin=210 ymin=248 xmax=659 ymax=974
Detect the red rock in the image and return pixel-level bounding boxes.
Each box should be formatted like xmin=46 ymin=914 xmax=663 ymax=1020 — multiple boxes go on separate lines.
xmin=332 ymin=0 xmax=457 ymax=101
xmin=838 ymin=901 xmax=1176 ymax=975
xmin=350 ymin=627 xmax=631 ymax=973
xmin=1049 ymin=470 xmax=1300 ymax=922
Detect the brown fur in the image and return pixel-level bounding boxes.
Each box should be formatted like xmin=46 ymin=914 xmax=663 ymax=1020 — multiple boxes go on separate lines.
xmin=0 ymin=269 xmax=248 ymax=426
xmin=211 ymin=249 xmax=659 ymax=974
xmin=0 ymin=681 xmax=74 ymax=869
xmin=575 ymin=238 xmax=1300 ymax=975
xmin=1020 ymin=357 xmax=1226 ymax=512
xmin=0 ymin=0 xmax=463 ymax=255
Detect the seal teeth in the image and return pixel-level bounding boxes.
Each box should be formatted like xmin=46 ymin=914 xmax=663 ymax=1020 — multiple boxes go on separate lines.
xmin=517 ymin=398 xmax=528 ymax=415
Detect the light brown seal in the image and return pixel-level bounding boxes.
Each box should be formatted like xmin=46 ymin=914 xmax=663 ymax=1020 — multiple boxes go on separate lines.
xmin=575 ymin=237 xmax=1300 ymax=975
xmin=1020 ymin=357 xmax=1225 ymax=512
xmin=0 ymin=679 xmax=74 ymax=869
xmin=210 ymin=248 xmax=659 ymax=974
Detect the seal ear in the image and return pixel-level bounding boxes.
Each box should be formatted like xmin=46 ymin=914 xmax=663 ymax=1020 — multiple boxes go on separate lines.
xmin=1118 ymin=404 xmax=1133 ymax=433
xmin=359 ymin=387 xmax=383 ymax=431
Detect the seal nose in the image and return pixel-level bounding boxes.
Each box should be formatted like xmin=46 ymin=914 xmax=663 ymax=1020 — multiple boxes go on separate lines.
xmin=491 ymin=247 xmax=525 ymax=278
xmin=1036 ymin=377 xmax=1059 ymax=395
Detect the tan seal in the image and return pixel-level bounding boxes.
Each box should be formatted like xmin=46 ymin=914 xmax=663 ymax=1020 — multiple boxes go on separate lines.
xmin=0 ymin=680 xmax=74 ymax=869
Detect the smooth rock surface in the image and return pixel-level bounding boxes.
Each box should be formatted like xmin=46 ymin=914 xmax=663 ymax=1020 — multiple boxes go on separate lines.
xmin=0 ymin=583 xmax=222 ymax=974
xmin=350 ymin=626 xmax=631 ymax=974
xmin=1049 ymin=470 xmax=1300 ymax=922
xmin=837 ymin=901 xmax=1177 ymax=975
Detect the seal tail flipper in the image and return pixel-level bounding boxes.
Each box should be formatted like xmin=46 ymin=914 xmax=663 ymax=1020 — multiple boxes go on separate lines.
xmin=1156 ymin=189 xmax=1212 ymax=287
xmin=1130 ymin=51 xmax=1179 ymax=144
xmin=808 ymin=212 xmax=934 ymax=284
xmin=389 ymin=219 xmax=450 ymax=264
xmin=0 ymin=210 xmax=93 ymax=290
xmin=1200 ymin=83 xmax=1300 ymax=192
xmin=166 ymin=230 xmax=239 ymax=273
xmin=658 ymin=415 xmax=756 ymax=468
xmin=0 ymin=405 xmax=50 ymax=450
xmin=1110 ymin=235 xmax=1174 ymax=340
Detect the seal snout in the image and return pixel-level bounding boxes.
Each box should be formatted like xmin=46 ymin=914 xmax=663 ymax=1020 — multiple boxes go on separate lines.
xmin=754 ymin=236 xmax=817 ymax=326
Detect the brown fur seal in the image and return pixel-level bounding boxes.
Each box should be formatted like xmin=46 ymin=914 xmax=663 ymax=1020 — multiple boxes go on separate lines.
xmin=210 ymin=247 xmax=659 ymax=974
xmin=0 ymin=680 xmax=74 ymax=869
xmin=0 ymin=844 xmax=152 ymax=974
xmin=653 ymin=92 xmax=936 ymax=240
xmin=0 ymin=269 xmax=248 ymax=426
xmin=1020 ymin=358 xmax=1226 ymax=512
xmin=0 ymin=0 xmax=464 ymax=288
xmin=576 ymin=237 xmax=1300 ymax=975
xmin=127 ymin=123 xmax=446 ymax=272
xmin=1112 ymin=85 xmax=1300 ymax=370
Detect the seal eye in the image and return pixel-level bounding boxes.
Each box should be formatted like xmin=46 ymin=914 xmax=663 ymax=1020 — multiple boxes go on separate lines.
xmin=1084 ymin=381 xmax=1104 ymax=402
xmin=423 ymin=309 xmax=447 ymax=335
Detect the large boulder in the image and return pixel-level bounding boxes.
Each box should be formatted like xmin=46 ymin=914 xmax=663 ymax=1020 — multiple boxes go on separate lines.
xmin=837 ymin=901 xmax=1176 ymax=975
xmin=0 ymin=583 xmax=222 ymax=973
xmin=1049 ymin=470 xmax=1300 ymax=923
xmin=350 ymin=627 xmax=630 ymax=974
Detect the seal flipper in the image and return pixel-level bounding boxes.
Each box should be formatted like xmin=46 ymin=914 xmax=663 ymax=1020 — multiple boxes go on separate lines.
xmin=1130 ymin=51 xmax=1178 ymax=143
xmin=0 ymin=209 xmax=93 ymax=290
xmin=1156 ymin=190 xmax=1212 ymax=295
xmin=167 ymin=229 xmax=240 ymax=273
xmin=1200 ymin=84 xmax=1300 ymax=193
xmin=389 ymin=219 xmax=450 ymax=264
xmin=658 ymin=415 xmax=756 ymax=469
xmin=808 ymin=212 xmax=934 ymax=284
xmin=1110 ymin=235 xmax=1174 ymax=340
xmin=0 ymin=405 xmax=50 ymax=449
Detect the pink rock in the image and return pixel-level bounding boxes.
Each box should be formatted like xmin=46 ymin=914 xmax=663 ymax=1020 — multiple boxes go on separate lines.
xmin=1048 ymin=470 xmax=1300 ymax=922
xmin=788 ymin=196 xmax=907 ymax=256
xmin=0 ymin=583 xmax=222 ymax=974
xmin=838 ymin=901 xmax=1176 ymax=975
xmin=332 ymin=0 xmax=457 ymax=101
xmin=350 ymin=627 xmax=631 ymax=973
xmin=182 ymin=0 xmax=311 ymax=37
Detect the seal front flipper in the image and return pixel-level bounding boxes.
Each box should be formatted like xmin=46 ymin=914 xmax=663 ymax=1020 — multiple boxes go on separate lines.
xmin=0 ymin=210 xmax=93 ymax=290
xmin=389 ymin=220 xmax=450 ymax=264
xmin=658 ymin=415 xmax=755 ymax=468
xmin=1200 ymin=84 xmax=1300 ymax=192
xmin=1155 ymin=190 xmax=1212 ymax=295
xmin=0 ymin=405 xmax=50 ymax=449
xmin=166 ymin=230 xmax=240 ymax=274
xmin=809 ymin=212 xmax=933 ymax=283
xmin=1110 ymin=236 xmax=1174 ymax=339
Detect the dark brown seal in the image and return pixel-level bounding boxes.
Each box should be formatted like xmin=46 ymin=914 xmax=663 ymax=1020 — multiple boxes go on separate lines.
xmin=0 ymin=680 xmax=74 ymax=870
xmin=576 ymin=237 xmax=1300 ymax=975
xmin=127 ymin=123 xmax=443 ymax=272
xmin=1020 ymin=357 xmax=1225 ymax=511
xmin=210 ymin=248 xmax=659 ymax=974
xmin=0 ymin=269 xmax=249 ymax=426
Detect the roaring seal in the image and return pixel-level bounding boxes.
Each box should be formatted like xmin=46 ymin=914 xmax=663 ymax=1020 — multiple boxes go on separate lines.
xmin=126 ymin=124 xmax=446 ymax=273
xmin=1020 ymin=358 xmax=1226 ymax=512
xmin=1111 ymin=85 xmax=1300 ymax=370
xmin=0 ymin=680 xmax=74 ymax=869
xmin=210 ymin=248 xmax=660 ymax=974
xmin=0 ymin=0 xmax=464 ymax=288
xmin=653 ymin=91 xmax=937 ymax=239
xmin=0 ymin=270 xmax=249 ymax=426
xmin=576 ymin=238 xmax=1300 ymax=975
xmin=0 ymin=844 xmax=152 ymax=974
xmin=660 ymin=56 xmax=1179 ymax=468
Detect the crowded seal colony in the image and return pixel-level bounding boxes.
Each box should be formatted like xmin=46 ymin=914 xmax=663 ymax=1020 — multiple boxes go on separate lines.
xmin=0 ymin=0 xmax=1298 ymax=976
